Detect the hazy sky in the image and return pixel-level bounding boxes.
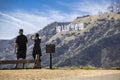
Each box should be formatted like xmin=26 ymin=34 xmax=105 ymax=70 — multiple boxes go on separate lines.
xmin=0 ymin=0 xmax=113 ymax=39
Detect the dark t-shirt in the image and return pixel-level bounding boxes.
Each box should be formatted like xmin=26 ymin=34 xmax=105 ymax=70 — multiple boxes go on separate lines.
xmin=16 ymin=34 xmax=28 ymax=51
xmin=34 ymin=38 xmax=41 ymax=48
xmin=33 ymin=38 xmax=41 ymax=56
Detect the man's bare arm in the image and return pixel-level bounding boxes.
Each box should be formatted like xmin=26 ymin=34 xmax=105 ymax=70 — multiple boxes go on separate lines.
xmin=14 ymin=43 xmax=18 ymax=54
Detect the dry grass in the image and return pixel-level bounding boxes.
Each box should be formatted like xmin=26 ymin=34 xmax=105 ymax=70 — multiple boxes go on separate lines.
xmin=0 ymin=69 xmax=120 ymax=80
xmin=48 ymin=13 xmax=120 ymax=44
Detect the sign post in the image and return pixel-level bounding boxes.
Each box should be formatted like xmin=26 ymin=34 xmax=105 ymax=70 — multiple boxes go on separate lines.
xmin=50 ymin=53 xmax=52 ymax=69
xmin=46 ymin=44 xmax=55 ymax=69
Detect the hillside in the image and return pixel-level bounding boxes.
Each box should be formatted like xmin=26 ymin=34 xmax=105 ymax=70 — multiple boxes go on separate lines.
xmin=44 ymin=12 xmax=120 ymax=68
xmin=0 ymin=12 xmax=120 ymax=68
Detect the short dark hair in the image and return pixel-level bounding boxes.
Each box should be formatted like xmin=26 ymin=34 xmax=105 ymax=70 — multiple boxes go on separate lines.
xmin=19 ymin=29 xmax=23 ymax=32
xmin=35 ymin=33 xmax=39 ymax=37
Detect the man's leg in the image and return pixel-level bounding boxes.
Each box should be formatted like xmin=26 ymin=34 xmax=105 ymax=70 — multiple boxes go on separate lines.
xmin=33 ymin=54 xmax=37 ymax=68
xmin=15 ymin=58 xmax=19 ymax=69
xmin=15 ymin=63 xmax=18 ymax=69
xmin=39 ymin=56 xmax=41 ymax=69
xmin=22 ymin=51 xmax=26 ymax=69
xmin=15 ymin=51 xmax=19 ymax=69
xmin=36 ymin=54 xmax=40 ymax=68
xmin=22 ymin=59 xmax=25 ymax=69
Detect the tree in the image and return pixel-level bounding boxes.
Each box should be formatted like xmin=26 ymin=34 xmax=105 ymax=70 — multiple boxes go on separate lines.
xmin=107 ymin=0 xmax=120 ymax=13
xmin=107 ymin=5 xmax=114 ymax=12
xmin=114 ymin=0 xmax=120 ymax=12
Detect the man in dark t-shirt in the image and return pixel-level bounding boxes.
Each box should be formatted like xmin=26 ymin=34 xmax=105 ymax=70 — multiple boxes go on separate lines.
xmin=14 ymin=29 xmax=28 ymax=68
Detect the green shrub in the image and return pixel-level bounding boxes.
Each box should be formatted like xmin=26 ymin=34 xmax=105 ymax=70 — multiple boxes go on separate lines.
xmin=80 ymin=65 xmax=97 ymax=70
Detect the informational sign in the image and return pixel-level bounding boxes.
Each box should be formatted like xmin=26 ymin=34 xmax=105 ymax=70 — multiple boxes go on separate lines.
xmin=46 ymin=44 xmax=55 ymax=69
xmin=46 ymin=44 xmax=55 ymax=53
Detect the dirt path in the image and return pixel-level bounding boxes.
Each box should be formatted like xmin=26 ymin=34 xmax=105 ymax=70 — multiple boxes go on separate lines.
xmin=0 ymin=69 xmax=120 ymax=80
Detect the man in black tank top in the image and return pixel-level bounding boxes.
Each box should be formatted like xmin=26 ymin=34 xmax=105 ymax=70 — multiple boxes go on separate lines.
xmin=14 ymin=29 xmax=28 ymax=68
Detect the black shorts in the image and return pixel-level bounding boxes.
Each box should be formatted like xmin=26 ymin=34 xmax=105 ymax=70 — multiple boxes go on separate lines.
xmin=17 ymin=50 xmax=26 ymax=59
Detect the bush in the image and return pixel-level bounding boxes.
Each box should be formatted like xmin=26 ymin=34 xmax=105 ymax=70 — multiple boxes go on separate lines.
xmin=58 ymin=65 xmax=98 ymax=70
xmin=80 ymin=65 xmax=97 ymax=70
xmin=111 ymin=67 xmax=120 ymax=70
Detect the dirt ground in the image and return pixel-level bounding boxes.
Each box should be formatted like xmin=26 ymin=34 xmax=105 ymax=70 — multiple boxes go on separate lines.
xmin=0 ymin=69 xmax=120 ymax=80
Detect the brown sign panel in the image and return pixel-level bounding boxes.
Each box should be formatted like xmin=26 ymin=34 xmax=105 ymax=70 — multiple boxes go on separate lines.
xmin=46 ymin=44 xmax=55 ymax=53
